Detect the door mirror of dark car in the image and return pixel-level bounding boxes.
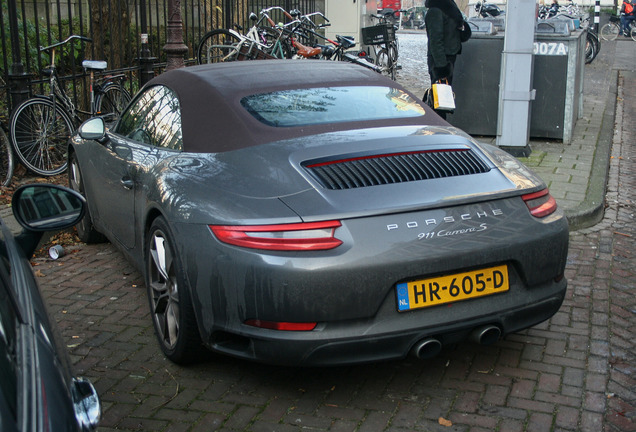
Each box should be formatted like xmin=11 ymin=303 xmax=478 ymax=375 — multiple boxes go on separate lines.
xmin=71 ymin=377 xmax=101 ymax=431
xmin=78 ymin=117 xmax=107 ymax=142
xmin=12 ymin=185 xmax=86 ymax=232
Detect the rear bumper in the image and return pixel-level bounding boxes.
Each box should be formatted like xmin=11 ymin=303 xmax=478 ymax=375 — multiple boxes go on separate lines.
xmin=204 ymin=278 xmax=566 ymax=366
xmin=173 ymin=197 xmax=569 ymax=366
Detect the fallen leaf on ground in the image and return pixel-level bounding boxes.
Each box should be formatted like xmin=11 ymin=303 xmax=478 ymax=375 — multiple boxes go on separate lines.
xmin=438 ymin=417 xmax=452 ymax=427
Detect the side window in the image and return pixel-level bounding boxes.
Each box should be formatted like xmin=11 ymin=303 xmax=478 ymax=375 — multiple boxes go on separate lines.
xmin=116 ymin=85 xmax=183 ymax=151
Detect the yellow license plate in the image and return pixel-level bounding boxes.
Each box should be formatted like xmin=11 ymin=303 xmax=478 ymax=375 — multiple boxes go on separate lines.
xmin=397 ymin=265 xmax=509 ymax=311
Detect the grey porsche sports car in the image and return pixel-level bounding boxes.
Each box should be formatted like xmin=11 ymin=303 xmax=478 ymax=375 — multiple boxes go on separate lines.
xmin=69 ymin=60 xmax=568 ymax=366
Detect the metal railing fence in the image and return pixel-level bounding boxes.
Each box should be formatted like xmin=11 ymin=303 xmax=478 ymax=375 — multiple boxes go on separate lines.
xmin=0 ymin=0 xmax=317 ymax=123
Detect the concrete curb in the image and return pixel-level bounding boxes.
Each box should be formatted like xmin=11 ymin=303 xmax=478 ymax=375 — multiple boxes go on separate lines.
xmin=564 ymin=69 xmax=618 ymax=231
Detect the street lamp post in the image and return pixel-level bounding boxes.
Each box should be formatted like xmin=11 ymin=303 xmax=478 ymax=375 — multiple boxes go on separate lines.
xmin=163 ymin=0 xmax=188 ymax=71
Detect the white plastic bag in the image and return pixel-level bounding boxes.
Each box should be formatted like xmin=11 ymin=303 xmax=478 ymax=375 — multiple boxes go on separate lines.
xmin=432 ymin=81 xmax=455 ymax=111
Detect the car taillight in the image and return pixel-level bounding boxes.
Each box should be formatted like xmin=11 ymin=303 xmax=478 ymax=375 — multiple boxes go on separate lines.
xmin=244 ymin=319 xmax=317 ymax=331
xmin=209 ymin=221 xmax=342 ymax=251
xmin=522 ymin=189 xmax=557 ymax=218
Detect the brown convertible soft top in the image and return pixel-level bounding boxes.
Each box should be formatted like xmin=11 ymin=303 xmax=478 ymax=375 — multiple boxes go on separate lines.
xmin=147 ymin=60 xmax=445 ymax=153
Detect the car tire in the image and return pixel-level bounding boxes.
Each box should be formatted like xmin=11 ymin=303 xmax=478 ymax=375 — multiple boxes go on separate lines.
xmin=68 ymin=153 xmax=106 ymax=243
xmin=146 ymin=217 xmax=204 ymax=364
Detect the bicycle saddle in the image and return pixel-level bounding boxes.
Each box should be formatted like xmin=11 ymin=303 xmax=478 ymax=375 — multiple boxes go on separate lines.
xmin=82 ymin=60 xmax=108 ymax=70
xmin=293 ymin=39 xmax=323 ymax=58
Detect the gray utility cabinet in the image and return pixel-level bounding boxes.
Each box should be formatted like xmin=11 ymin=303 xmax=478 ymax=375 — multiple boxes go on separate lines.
xmin=446 ymin=27 xmax=585 ymax=143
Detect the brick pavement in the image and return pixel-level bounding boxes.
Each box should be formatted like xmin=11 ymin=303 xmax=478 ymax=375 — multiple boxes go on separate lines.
xmin=29 ymin=38 xmax=636 ymax=432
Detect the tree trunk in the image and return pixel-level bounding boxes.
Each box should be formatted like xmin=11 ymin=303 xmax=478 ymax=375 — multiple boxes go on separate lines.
xmin=90 ymin=0 xmax=132 ymax=68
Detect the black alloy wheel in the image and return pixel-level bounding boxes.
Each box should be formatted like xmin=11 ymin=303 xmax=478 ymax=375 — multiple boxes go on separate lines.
xmin=146 ymin=217 xmax=203 ymax=364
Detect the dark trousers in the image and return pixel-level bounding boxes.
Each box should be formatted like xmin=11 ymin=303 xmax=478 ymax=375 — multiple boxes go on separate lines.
xmin=620 ymin=15 xmax=635 ymax=35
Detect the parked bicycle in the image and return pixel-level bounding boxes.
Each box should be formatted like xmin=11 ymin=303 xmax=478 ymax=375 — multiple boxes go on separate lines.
xmin=283 ymin=11 xmax=383 ymax=75
xmin=600 ymin=15 xmax=636 ymax=41
xmin=362 ymin=9 xmax=404 ymax=80
xmin=0 ymin=125 xmax=14 ymax=187
xmin=9 ymin=35 xmax=131 ymax=176
xmin=369 ymin=8 xmax=403 ymax=64
xmin=196 ymin=7 xmax=293 ymax=64
xmin=197 ymin=8 xmax=384 ymax=76
xmin=585 ymin=28 xmax=601 ymax=63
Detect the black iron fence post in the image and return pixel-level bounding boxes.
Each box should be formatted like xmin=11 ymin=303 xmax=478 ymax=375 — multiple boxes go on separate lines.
xmin=224 ymin=0 xmax=233 ymax=29
xmin=139 ymin=0 xmax=157 ymax=86
xmin=7 ymin=0 xmax=29 ymax=112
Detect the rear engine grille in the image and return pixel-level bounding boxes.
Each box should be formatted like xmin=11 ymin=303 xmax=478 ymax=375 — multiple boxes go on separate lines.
xmin=305 ymin=149 xmax=491 ymax=190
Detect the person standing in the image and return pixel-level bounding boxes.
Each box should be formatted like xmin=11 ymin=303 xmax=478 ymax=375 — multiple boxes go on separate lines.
xmin=424 ymin=0 xmax=467 ymax=118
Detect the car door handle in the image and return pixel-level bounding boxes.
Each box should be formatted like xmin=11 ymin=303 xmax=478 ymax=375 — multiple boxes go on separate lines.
xmin=121 ymin=177 xmax=134 ymax=190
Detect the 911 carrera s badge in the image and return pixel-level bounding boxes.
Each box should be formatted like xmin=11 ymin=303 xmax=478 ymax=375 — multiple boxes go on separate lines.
xmin=397 ymin=265 xmax=509 ymax=311
xmin=418 ymin=223 xmax=488 ymax=240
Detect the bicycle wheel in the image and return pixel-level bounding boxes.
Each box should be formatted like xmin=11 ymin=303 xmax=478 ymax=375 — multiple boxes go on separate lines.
xmin=375 ymin=48 xmax=395 ymax=80
xmin=0 ymin=127 xmax=14 ymax=187
xmin=631 ymin=27 xmax=636 ymax=42
xmin=389 ymin=40 xmax=399 ymax=63
xmin=96 ymin=83 xmax=131 ymax=124
xmin=196 ymin=29 xmax=241 ymax=64
xmin=600 ymin=23 xmax=619 ymax=41
xmin=10 ymin=97 xmax=73 ymax=176
xmin=585 ymin=31 xmax=599 ymax=64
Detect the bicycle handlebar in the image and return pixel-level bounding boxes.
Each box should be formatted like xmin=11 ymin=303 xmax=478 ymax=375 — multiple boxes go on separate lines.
xmin=303 ymin=11 xmax=330 ymax=22
xmin=261 ymin=6 xmax=294 ymax=20
xmin=371 ymin=9 xmax=405 ymax=21
xmin=40 ymin=35 xmax=92 ymax=52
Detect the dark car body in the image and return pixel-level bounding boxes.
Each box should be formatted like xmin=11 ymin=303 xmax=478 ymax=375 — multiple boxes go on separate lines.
xmin=0 ymin=184 xmax=100 ymax=431
xmin=69 ymin=60 xmax=568 ymax=366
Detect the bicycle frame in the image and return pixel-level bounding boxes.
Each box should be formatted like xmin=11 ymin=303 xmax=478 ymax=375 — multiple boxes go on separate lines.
xmin=44 ymin=63 xmax=81 ymax=125
xmin=36 ymin=36 xmax=94 ymax=123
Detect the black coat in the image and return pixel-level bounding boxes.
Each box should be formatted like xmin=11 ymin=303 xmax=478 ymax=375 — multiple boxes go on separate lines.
xmin=424 ymin=0 xmax=463 ymax=70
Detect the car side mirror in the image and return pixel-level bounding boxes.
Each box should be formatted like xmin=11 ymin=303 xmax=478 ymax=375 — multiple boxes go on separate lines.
xmin=11 ymin=184 xmax=87 ymax=258
xmin=12 ymin=184 xmax=86 ymax=232
xmin=78 ymin=117 xmax=109 ymax=144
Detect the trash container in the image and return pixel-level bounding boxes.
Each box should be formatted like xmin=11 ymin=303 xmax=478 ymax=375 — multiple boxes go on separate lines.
xmin=531 ymin=22 xmax=585 ymax=142
xmin=445 ymin=22 xmax=503 ymax=136
xmin=446 ymin=21 xmax=586 ymax=144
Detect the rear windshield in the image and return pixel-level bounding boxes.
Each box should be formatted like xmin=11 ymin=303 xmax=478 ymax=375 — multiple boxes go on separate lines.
xmin=241 ymin=86 xmax=426 ymax=127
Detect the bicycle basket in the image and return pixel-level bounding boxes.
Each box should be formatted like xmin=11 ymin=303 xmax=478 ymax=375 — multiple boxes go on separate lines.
xmin=237 ymin=42 xmax=276 ymax=61
xmin=361 ymin=24 xmax=395 ymax=45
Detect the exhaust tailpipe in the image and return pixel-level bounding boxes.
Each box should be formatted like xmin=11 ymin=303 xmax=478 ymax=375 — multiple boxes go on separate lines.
xmin=411 ymin=338 xmax=442 ymax=359
xmin=470 ymin=325 xmax=501 ymax=345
